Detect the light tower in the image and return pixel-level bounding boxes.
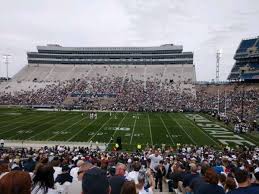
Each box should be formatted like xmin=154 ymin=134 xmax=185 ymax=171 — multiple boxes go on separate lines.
xmin=216 ymin=49 xmax=222 ymax=82
xmin=2 ymin=54 xmax=11 ymax=81
xmin=216 ymin=49 xmax=222 ymax=114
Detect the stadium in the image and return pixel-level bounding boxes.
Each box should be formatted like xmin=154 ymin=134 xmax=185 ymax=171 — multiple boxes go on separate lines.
xmin=0 ymin=2 xmax=259 ymax=193
xmin=0 ymin=40 xmax=258 ymax=150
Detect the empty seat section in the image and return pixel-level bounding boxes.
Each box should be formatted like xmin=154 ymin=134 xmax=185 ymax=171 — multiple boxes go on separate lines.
xmin=47 ymin=65 xmax=73 ymax=81
xmin=107 ymin=65 xmax=127 ymax=78
xmin=145 ymin=65 xmax=164 ymax=81
xmin=127 ymin=65 xmax=145 ymax=80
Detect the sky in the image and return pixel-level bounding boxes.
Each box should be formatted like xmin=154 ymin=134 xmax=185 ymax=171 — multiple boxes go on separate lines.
xmin=0 ymin=0 xmax=259 ymax=81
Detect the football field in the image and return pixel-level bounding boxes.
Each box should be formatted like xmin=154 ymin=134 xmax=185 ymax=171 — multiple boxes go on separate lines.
xmin=0 ymin=108 xmax=258 ymax=150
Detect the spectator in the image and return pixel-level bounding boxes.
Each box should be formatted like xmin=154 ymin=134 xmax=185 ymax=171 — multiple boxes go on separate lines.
xmin=183 ymin=163 xmax=200 ymax=193
xmin=127 ymin=161 xmax=141 ymax=183
xmin=227 ymin=170 xmax=256 ymax=194
xmin=252 ymin=167 xmax=259 ymax=187
xmin=67 ymin=162 xmax=93 ymax=194
xmin=135 ymin=171 xmax=154 ymax=194
xmin=195 ymin=168 xmax=225 ymax=194
xmin=82 ymin=167 xmax=111 ymax=194
xmin=51 ymin=157 xmax=62 ymax=180
xmin=0 ymin=162 xmax=9 ymax=178
xmin=149 ymin=150 xmax=162 ymax=172
xmin=55 ymin=165 xmax=73 ymax=185
xmin=155 ymin=160 xmax=166 ymax=192
xmin=70 ymin=159 xmax=84 ymax=181
xmin=23 ymin=156 xmax=36 ymax=172
xmin=32 ymin=164 xmax=59 ymax=194
xmin=218 ymin=173 xmax=227 ymax=188
xmin=0 ymin=171 xmax=31 ymax=194
xmin=109 ymin=163 xmax=127 ymax=194
xmin=224 ymin=177 xmax=237 ymax=193
xmin=120 ymin=181 xmax=137 ymax=194
xmin=168 ymin=163 xmax=186 ymax=193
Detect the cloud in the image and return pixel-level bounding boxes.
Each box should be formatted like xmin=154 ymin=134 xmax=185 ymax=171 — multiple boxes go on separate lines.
xmin=0 ymin=0 xmax=259 ymax=81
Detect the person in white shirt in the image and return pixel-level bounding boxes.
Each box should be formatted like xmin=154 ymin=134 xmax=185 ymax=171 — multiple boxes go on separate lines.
xmin=127 ymin=161 xmax=141 ymax=183
xmin=148 ymin=150 xmax=162 ymax=172
xmin=67 ymin=162 xmax=94 ymax=194
xmin=70 ymin=160 xmax=84 ymax=182
xmin=136 ymin=170 xmax=154 ymax=194
xmin=53 ymin=166 xmax=62 ymax=181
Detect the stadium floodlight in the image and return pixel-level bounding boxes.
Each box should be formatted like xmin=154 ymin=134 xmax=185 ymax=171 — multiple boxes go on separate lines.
xmin=2 ymin=54 xmax=11 ymax=81
xmin=216 ymin=49 xmax=222 ymax=83
xmin=216 ymin=49 xmax=222 ymax=114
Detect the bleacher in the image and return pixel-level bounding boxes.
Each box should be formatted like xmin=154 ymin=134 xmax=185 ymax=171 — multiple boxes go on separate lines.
xmin=4 ymin=62 xmax=197 ymax=99
xmin=240 ymin=72 xmax=259 ymax=80
xmin=228 ymin=36 xmax=259 ymax=81
xmin=0 ymin=81 xmax=54 ymax=94
xmin=236 ymin=38 xmax=257 ymax=53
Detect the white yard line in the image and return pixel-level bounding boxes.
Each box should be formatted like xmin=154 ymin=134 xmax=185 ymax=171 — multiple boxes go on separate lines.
xmin=0 ymin=114 xmax=53 ymax=135
xmin=107 ymin=113 xmax=128 ymax=146
xmin=26 ymin=114 xmax=78 ymax=140
xmin=47 ymin=117 xmax=86 ymax=141
xmin=87 ymin=116 xmax=113 ymax=142
xmin=0 ymin=114 xmax=25 ymax=120
xmin=65 ymin=113 xmax=106 ymax=142
xmin=169 ymin=114 xmax=197 ymax=145
xmin=130 ymin=118 xmax=137 ymax=144
xmin=0 ymin=113 xmax=41 ymax=128
xmin=159 ymin=116 xmax=175 ymax=145
xmin=147 ymin=114 xmax=153 ymax=145
xmin=0 ymin=116 xmax=22 ymax=124
xmin=241 ymin=134 xmax=258 ymax=145
xmin=9 ymin=114 xmax=62 ymax=139
xmin=183 ymin=114 xmax=220 ymax=146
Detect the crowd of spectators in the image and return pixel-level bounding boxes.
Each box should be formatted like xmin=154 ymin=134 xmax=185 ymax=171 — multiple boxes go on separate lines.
xmin=0 ymin=144 xmax=259 ymax=194
xmin=0 ymin=77 xmax=258 ymax=125
xmin=0 ymin=77 xmax=194 ymax=111
xmin=196 ymin=83 xmax=259 ymax=123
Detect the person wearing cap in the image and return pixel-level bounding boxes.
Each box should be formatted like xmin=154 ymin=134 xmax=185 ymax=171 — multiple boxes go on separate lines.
xmin=82 ymin=167 xmax=111 ymax=194
xmin=23 ymin=156 xmax=36 ymax=172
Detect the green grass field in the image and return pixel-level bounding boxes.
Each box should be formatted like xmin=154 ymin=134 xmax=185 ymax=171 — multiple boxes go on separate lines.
xmin=0 ymin=108 xmax=258 ymax=150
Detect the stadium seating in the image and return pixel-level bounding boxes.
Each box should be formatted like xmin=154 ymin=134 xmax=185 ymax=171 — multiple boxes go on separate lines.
xmin=72 ymin=65 xmax=92 ymax=80
xmin=237 ymin=38 xmax=257 ymax=53
xmin=12 ymin=63 xmax=196 ymax=83
xmin=0 ymin=81 xmax=53 ymax=94
xmin=229 ymin=37 xmax=259 ymax=81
